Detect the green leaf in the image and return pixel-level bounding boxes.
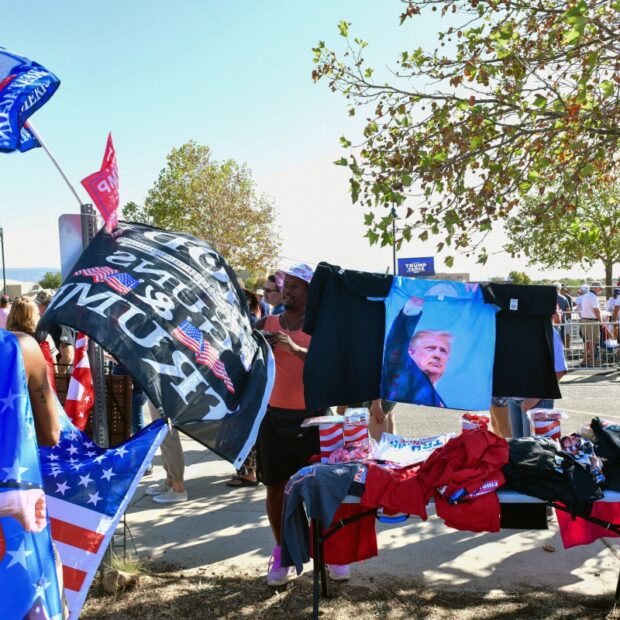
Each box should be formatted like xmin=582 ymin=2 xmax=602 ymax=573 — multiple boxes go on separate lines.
xmin=533 ymin=95 xmax=548 ymax=109
xmin=334 ymin=157 xmax=348 ymax=166
xmin=366 ymin=230 xmax=380 ymax=245
xmin=444 ymin=255 xmax=455 ymax=268
xmin=470 ymin=135 xmax=483 ymax=150
xmin=563 ymin=16 xmax=586 ymax=45
xmin=601 ymin=81 xmax=614 ymax=98
xmin=339 ymin=136 xmax=352 ymax=148
xmin=338 ymin=21 xmax=350 ymax=37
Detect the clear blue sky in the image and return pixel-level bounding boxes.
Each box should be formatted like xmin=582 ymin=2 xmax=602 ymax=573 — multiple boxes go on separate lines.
xmin=0 ymin=1 xmax=593 ymax=281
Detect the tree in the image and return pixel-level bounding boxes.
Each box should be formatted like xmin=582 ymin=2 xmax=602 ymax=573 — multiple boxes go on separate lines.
xmin=124 ymin=141 xmax=281 ymax=279
xmin=38 ymin=271 xmax=61 ymax=289
xmin=508 ymin=270 xmax=531 ymax=285
xmin=313 ymin=1 xmax=620 ymax=266
xmin=505 ymin=183 xmax=620 ymax=287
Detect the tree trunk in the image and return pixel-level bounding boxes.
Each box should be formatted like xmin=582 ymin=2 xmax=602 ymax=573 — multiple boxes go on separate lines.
xmin=604 ymin=260 xmax=614 ymax=290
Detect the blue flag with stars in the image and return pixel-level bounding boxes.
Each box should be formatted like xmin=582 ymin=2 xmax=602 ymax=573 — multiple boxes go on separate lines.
xmin=0 ymin=329 xmax=63 ymax=620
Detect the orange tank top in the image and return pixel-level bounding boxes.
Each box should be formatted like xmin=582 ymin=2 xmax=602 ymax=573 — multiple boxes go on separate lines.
xmin=265 ymin=314 xmax=310 ymax=410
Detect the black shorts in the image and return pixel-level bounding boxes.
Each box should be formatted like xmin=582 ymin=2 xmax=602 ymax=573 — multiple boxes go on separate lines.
xmin=256 ymin=406 xmax=325 ymax=486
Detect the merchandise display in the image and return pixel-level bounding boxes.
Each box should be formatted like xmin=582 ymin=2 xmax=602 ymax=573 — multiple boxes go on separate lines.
xmin=370 ymin=432 xmax=454 ymax=467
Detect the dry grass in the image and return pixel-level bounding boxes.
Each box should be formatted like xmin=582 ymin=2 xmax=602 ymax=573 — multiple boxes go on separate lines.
xmin=82 ymin=560 xmax=620 ymax=620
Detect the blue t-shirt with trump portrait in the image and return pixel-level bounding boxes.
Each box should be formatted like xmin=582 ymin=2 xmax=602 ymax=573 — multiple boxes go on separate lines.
xmin=380 ymin=279 xmax=498 ymax=410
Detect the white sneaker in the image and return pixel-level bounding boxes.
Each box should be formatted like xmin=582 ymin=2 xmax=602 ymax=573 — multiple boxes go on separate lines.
xmin=328 ymin=564 xmax=351 ymax=581
xmin=144 ymin=482 xmax=170 ymax=496
xmin=152 ymin=488 xmax=188 ymax=503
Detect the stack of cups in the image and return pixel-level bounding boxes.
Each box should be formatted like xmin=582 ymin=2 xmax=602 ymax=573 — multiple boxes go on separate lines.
xmin=343 ymin=408 xmax=370 ymax=450
xmin=526 ymin=409 xmax=566 ymax=440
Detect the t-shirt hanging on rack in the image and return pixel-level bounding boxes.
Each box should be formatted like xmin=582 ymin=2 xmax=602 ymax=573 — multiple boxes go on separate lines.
xmin=380 ymin=279 xmax=498 ymax=410
xmin=303 ymin=262 xmax=393 ymax=410
xmin=481 ymin=283 xmax=560 ymax=399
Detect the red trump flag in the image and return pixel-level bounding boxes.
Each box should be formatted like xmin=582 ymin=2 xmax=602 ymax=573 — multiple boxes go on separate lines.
xmin=81 ymin=133 xmax=119 ymax=231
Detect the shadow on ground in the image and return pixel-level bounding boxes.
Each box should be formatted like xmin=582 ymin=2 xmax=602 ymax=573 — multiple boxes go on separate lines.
xmin=82 ymin=562 xmax=619 ymax=620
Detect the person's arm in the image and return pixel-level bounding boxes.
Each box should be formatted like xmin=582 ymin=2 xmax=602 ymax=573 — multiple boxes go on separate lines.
xmin=368 ymin=399 xmax=386 ymax=424
xmin=16 ymin=333 xmax=60 ymax=446
xmin=58 ymin=342 xmax=74 ymax=373
xmin=265 ymin=331 xmax=307 ymax=360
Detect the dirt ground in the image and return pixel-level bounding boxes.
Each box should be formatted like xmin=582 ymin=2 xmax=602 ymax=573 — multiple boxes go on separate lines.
xmin=82 ymin=561 xmax=620 ymax=620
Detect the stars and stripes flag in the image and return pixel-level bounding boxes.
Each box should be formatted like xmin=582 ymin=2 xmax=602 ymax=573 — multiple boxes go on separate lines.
xmin=64 ymin=333 xmax=94 ymax=431
xmin=73 ymin=266 xmax=118 ymax=282
xmin=104 ymin=272 xmax=141 ymax=295
xmin=73 ymin=267 xmax=141 ymax=296
xmin=0 ymin=329 xmax=62 ymax=620
xmin=172 ymin=319 xmax=235 ymax=394
xmin=0 ymin=48 xmax=60 ymax=153
xmin=39 ymin=411 xmax=167 ymax=619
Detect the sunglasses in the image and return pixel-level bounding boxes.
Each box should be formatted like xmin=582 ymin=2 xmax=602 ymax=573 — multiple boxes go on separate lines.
xmin=265 ymin=288 xmax=280 ymax=293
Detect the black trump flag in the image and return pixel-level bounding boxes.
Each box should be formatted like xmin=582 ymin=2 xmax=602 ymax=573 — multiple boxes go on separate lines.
xmin=39 ymin=222 xmax=274 ymax=468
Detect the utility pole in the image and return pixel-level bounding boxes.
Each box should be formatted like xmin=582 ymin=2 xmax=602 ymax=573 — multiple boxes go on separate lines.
xmin=391 ymin=206 xmax=397 ymax=275
xmin=0 ymin=227 xmax=6 ymax=295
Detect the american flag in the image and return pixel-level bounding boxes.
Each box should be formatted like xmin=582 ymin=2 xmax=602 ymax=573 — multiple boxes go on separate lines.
xmin=103 ymin=272 xmax=141 ymax=295
xmin=172 ymin=320 xmax=235 ymax=394
xmin=73 ymin=267 xmax=140 ymax=296
xmin=73 ymin=266 xmax=119 ymax=283
xmin=64 ymin=333 xmax=94 ymax=431
xmin=39 ymin=411 xmax=167 ymax=619
xmin=1 ymin=329 xmax=62 ymax=620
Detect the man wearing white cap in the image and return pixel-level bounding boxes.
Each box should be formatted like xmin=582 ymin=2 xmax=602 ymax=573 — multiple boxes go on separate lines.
xmin=578 ymin=282 xmax=602 ymax=366
xmin=254 ymin=263 xmax=350 ymax=586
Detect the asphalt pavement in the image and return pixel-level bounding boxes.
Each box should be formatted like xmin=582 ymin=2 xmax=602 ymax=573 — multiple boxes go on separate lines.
xmin=395 ymin=369 xmax=620 ymax=439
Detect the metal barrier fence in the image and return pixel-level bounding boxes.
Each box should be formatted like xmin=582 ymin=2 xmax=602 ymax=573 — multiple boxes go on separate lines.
xmin=560 ymin=320 xmax=620 ymax=371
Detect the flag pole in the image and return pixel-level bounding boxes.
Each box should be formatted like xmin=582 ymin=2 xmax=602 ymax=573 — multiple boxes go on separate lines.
xmin=26 ymin=121 xmax=85 ymax=208
xmin=27 ymin=122 xmax=110 ymax=457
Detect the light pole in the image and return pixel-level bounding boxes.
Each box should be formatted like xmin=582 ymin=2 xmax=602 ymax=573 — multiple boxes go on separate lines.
xmin=0 ymin=227 xmax=6 ymax=295
xmin=391 ymin=206 xmax=397 ymax=275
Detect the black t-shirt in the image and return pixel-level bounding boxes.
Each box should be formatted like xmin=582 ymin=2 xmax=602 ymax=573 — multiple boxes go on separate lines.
xmin=481 ymin=283 xmax=560 ymax=399
xmin=47 ymin=324 xmax=76 ymax=362
xmin=303 ymin=262 xmax=393 ymax=410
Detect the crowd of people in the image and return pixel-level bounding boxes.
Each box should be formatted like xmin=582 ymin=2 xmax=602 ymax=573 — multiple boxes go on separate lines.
xmin=553 ymin=282 xmax=620 ymax=367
